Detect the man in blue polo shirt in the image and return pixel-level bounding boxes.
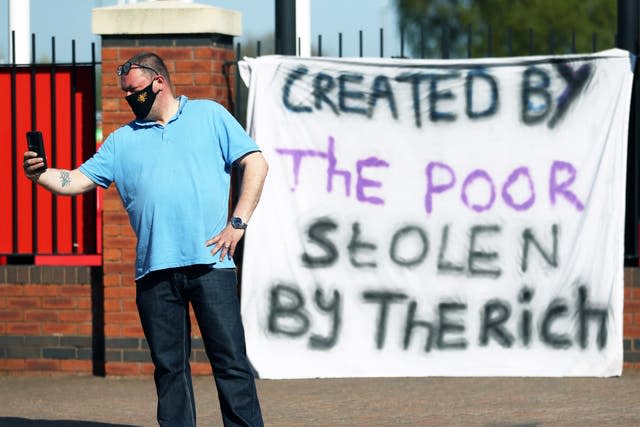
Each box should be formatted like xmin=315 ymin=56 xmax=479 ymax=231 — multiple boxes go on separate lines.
xmin=23 ymin=52 xmax=267 ymax=427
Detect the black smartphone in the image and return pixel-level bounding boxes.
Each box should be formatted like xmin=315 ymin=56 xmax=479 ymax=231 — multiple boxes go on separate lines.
xmin=26 ymin=131 xmax=47 ymax=172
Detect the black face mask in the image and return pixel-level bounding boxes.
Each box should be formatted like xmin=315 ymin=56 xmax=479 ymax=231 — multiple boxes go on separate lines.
xmin=125 ymin=81 xmax=158 ymax=120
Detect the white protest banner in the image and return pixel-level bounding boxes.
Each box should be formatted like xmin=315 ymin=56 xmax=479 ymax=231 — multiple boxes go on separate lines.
xmin=239 ymin=49 xmax=634 ymax=378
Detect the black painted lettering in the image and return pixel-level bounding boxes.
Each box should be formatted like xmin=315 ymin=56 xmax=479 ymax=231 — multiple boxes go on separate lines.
xmin=548 ymin=62 xmax=592 ymax=128
xmin=521 ymin=224 xmax=559 ymax=272
xmin=309 ymin=288 xmax=342 ymax=350
xmin=403 ymin=300 xmax=435 ymax=352
xmin=282 ymin=66 xmax=313 ymax=113
xmin=395 ymin=72 xmax=430 ymax=128
xmin=389 ymin=225 xmax=428 ymax=268
xmin=348 ymin=222 xmax=377 ymax=268
xmin=518 ymin=287 xmax=535 ymax=346
xmin=268 ymin=284 xmax=310 ymax=337
xmin=540 ymin=299 xmax=572 ymax=349
xmin=429 ymin=72 xmax=460 ymax=122
xmin=338 ymin=73 xmax=368 ymax=115
xmin=577 ymin=285 xmax=607 ymax=350
xmin=437 ymin=302 xmax=468 ymax=349
xmin=301 ymin=217 xmax=339 ymax=268
xmin=437 ymin=225 xmax=464 ymax=274
xmin=465 ymin=68 xmax=499 ymax=119
xmin=480 ymin=300 xmax=514 ymax=348
xmin=468 ymin=225 xmax=502 ymax=278
xmin=362 ymin=291 xmax=408 ymax=349
xmin=368 ymin=75 xmax=398 ymax=119
xmin=312 ymin=72 xmax=339 ymax=114
xmin=521 ymin=66 xmax=551 ymax=124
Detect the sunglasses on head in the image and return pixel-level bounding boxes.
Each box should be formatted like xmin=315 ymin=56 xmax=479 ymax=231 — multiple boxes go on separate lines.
xmin=117 ymin=61 xmax=160 ymax=76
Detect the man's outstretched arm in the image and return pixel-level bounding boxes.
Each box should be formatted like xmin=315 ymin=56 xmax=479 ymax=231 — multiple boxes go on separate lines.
xmin=23 ymin=151 xmax=98 ymax=196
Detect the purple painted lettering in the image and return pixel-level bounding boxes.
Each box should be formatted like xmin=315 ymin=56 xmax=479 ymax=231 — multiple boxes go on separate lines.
xmin=356 ymin=157 xmax=390 ymax=205
xmin=425 ymin=162 xmax=456 ymax=214
xmin=502 ymin=166 xmax=535 ymax=211
xmin=549 ymin=160 xmax=584 ymax=211
xmin=461 ymin=169 xmax=496 ymax=212
xmin=275 ymin=148 xmax=328 ymax=192
xmin=326 ymin=136 xmax=352 ymax=196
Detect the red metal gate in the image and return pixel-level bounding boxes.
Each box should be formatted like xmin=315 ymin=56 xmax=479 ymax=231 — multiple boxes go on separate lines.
xmin=0 ymin=63 xmax=101 ymax=265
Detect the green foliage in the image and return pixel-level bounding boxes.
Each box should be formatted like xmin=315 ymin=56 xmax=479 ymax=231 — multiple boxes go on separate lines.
xmin=394 ymin=0 xmax=616 ymax=58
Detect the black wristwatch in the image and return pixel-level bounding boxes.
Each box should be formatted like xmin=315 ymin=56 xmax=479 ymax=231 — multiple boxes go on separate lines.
xmin=231 ymin=216 xmax=248 ymax=230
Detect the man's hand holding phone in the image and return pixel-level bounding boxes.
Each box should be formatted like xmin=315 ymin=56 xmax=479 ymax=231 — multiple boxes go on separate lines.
xmin=24 ymin=131 xmax=47 ymax=182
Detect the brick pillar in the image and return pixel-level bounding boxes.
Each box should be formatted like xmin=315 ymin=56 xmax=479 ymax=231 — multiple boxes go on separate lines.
xmin=93 ymin=2 xmax=241 ymax=376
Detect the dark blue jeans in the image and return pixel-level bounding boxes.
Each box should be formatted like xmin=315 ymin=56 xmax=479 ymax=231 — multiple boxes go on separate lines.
xmin=136 ymin=265 xmax=263 ymax=427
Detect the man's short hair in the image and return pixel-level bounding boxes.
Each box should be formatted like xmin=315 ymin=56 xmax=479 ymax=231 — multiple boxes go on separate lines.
xmin=127 ymin=52 xmax=172 ymax=88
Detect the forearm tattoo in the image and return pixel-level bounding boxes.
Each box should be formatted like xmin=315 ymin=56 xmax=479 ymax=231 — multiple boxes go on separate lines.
xmin=59 ymin=171 xmax=71 ymax=187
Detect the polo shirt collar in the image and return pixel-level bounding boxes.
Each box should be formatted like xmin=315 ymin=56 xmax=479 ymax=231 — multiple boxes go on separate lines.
xmin=132 ymin=95 xmax=189 ymax=127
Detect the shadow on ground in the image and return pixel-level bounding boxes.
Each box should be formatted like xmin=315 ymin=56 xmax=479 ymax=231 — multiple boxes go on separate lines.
xmin=485 ymin=423 xmax=541 ymax=427
xmin=0 ymin=418 xmax=137 ymax=427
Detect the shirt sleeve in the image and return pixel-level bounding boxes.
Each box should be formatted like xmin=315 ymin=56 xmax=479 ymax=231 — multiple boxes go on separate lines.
xmin=78 ymin=133 xmax=116 ymax=189
xmin=213 ymin=103 xmax=260 ymax=166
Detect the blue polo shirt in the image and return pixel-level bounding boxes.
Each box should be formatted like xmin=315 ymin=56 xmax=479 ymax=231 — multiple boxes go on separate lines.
xmin=80 ymin=96 xmax=259 ymax=279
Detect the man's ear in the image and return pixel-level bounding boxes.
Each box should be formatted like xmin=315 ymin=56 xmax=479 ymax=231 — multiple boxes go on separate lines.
xmin=153 ymin=75 xmax=165 ymax=92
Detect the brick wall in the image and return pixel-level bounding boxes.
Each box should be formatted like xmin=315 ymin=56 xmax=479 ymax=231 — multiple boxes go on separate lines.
xmin=99 ymin=34 xmax=236 ymax=376
xmin=0 ymin=266 xmax=98 ymax=374
xmin=0 ymin=266 xmax=212 ymax=375
xmin=624 ymin=268 xmax=640 ymax=369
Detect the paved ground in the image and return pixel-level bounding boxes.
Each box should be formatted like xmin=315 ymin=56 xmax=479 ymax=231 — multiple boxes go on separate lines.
xmin=0 ymin=371 xmax=639 ymax=426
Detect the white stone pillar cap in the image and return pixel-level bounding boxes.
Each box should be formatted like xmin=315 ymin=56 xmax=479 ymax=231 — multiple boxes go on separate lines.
xmin=92 ymin=1 xmax=241 ymax=36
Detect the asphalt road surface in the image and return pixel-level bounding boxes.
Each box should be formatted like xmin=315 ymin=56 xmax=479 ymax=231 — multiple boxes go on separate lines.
xmin=0 ymin=372 xmax=639 ymax=426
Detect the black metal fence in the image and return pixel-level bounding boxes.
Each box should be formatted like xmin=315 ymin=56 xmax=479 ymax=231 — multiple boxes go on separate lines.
xmin=1 ymin=32 xmax=100 ymax=264
xmin=245 ymin=26 xmax=612 ymax=59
